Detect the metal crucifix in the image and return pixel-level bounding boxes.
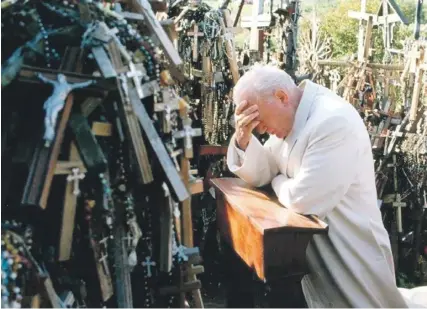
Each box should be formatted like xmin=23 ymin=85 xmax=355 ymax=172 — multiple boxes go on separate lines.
xmin=141 ymin=256 xmax=156 ymax=277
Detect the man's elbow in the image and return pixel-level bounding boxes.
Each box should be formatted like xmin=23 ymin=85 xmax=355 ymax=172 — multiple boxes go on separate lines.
xmin=281 ymin=195 xmax=331 ymax=217
xmin=241 ymin=176 xmax=271 ymax=188
xmin=287 ymin=201 xmax=315 ymax=216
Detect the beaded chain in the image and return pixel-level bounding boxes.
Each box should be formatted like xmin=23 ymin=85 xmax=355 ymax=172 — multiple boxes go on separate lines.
xmin=1 ymin=224 xmax=33 ymax=309
xmin=34 ymin=9 xmax=61 ymax=68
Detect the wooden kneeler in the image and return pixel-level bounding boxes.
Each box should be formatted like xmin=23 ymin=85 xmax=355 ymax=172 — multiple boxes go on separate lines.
xmin=211 ymin=178 xmax=328 ymax=307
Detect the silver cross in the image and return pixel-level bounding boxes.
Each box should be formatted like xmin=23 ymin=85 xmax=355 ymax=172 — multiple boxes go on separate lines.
xmin=66 ymin=168 xmax=85 ymax=196
xmin=126 ymin=62 xmax=144 ymax=99
xmin=173 ymin=118 xmax=202 ymax=151
xmin=141 ymin=256 xmax=156 ymax=277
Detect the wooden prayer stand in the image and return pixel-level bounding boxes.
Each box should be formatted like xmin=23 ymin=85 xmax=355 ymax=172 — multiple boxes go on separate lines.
xmin=211 ymin=178 xmax=328 ymax=307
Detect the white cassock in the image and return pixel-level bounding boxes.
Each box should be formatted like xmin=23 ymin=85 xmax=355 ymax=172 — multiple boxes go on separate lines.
xmin=227 ymin=80 xmax=427 ymax=308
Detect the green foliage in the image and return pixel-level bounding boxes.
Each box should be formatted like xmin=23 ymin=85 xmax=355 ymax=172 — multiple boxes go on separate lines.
xmin=317 ymin=0 xmax=380 ymax=59
xmin=307 ymin=0 xmax=426 ymax=60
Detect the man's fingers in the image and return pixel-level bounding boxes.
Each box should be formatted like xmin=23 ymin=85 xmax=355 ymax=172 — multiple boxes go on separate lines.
xmin=238 ymin=112 xmax=258 ymax=127
xmin=235 ymin=100 xmax=248 ymax=115
xmin=249 ymin=120 xmax=261 ymax=132
xmin=240 ymin=104 xmax=258 ymax=116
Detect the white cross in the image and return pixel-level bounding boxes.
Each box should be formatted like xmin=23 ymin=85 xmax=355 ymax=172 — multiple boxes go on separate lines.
xmin=127 ymin=62 xmax=145 ymax=99
xmin=329 ymin=70 xmax=341 ymax=93
xmin=142 ymin=256 xmax=156 ymax=277
xmin=173 ymin=118 xmax=202 ymax=152
xmin=392 ymin=194 xmax=406 ymax=233
xmin=98 ymin=237 xmax=110 ymax=274
xmin=66 ymin=168 xmax=85 ymax=196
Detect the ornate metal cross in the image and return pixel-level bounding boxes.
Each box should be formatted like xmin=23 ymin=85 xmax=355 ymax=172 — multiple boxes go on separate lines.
xmin=66 ymin=168 xmax=85 ymax=196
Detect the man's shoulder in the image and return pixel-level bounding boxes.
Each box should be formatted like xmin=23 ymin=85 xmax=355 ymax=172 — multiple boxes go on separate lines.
xmin=312 ymin=91 xmax=363 ymax=127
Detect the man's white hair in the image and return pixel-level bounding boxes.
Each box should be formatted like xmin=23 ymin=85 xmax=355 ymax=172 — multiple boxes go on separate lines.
xmin=233 ymin=64 xmax=297 ymax=104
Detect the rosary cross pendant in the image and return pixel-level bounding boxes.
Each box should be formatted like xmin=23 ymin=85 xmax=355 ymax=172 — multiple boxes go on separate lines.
xmin=142 ymin=256 xmax=156 ymax=277
xmin=66 ymin=168 xmax=85 ymax=196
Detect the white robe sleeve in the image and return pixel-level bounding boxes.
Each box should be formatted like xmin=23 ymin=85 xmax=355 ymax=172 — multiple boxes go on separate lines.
xmin=227 ymin=133 xmax=279 ymax=187
xmin=271 ymin=117 xmax=359 ymax=218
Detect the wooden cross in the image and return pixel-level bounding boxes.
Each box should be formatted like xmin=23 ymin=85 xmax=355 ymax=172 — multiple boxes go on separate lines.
xmin=142 ymin=256 xmax=156 ymax=277
xmin=220 ymin=9 xmax=240 ymax=85
xmin=407 ymin=45 xmax=425 ymax=124
xmin=159 ymin=182 xmax=173 ymax=272
xmin=348 ymin=0 xmax=373 ymax=62
xmin=107 ymin=39 xmax=154 ymax=185
xmin=56 ymin=142 xmax=86 ymax=261
xmin=187 ymin=23 xmax=204 ymax=62
xmin=20 ymin=47 xmax=83 ymax=209
xmin=129 ymin=86 xmax=189 ymax=202
xmin=92 ymin=46 xmax=117 ymax=78
xmin=126 ymin=62 xmax=145 ymax=99
xmin=66 ymin=168 xmax=85 ymax=196
xmin=175 ymin=101 xmax=204 ymax=309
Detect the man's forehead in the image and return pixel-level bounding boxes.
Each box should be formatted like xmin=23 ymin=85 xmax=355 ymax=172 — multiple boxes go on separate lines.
xmin=238 ymin=93 xmax=258 ymax=106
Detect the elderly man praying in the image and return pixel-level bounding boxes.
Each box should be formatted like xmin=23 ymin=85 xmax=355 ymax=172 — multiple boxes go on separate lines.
xmin=227 ymin=65 xmax=426 ymax=308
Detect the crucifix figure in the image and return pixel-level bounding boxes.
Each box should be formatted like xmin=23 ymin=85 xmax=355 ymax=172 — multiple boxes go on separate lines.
xmin=37 ymin=73 xmax=94 ymax=147
xmin=66 ymin=168 xmax=85 ymax=196
xmin=125 ymin=216 xmax=142 ymax=268
xmin=141 ymin=256 xmax=156 ymax=277
xmin=187 ymin=23 xmax=204 ymax=62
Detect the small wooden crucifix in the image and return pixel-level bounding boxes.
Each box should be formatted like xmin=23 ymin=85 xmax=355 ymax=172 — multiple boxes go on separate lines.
xmin=187 ymin=23 xmax=204 ymax=62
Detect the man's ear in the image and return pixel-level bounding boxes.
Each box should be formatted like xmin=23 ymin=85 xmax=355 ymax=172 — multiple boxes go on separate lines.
xmin=274 ymin=89 xmax=288 ymax=105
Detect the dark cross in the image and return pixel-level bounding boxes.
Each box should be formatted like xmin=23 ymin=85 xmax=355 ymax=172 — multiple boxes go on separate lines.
xmin=187 ymin=23 xmax=204 ymax=62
